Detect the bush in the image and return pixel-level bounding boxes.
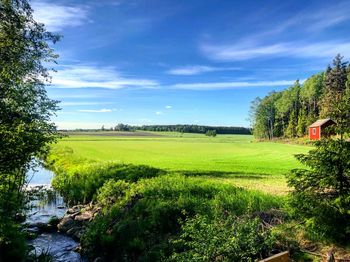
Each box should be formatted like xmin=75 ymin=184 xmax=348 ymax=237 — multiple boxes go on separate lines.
xmin=0 ymin=220 xmax=26 ymax=261
xmin=81 ymin=175 xmax=282 ymax=261
xmin=47 ymin=147 xmax=165 ymax=204
xmin=169 ymin=215 xmax=275 ymax=262
xmin=97 ymin=180 xmax=130 ymax=207
xmin=286 ymin=139 xmax=350 ymax=241
xmin=205 ymin=130 xmax=217 ymax=137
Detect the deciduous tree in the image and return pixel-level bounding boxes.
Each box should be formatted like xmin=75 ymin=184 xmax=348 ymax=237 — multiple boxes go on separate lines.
xmin=0 ymin=0 xmax=59 ymax=259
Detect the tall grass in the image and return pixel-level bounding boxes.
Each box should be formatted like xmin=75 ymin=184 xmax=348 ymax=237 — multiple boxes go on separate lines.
xmin=46 ymin=147 xmax=165 ymax=204
xmin=47 ymin=146 xmax=285 ymax=261
xmin=81 ymin=174 xmax=283 ymax=261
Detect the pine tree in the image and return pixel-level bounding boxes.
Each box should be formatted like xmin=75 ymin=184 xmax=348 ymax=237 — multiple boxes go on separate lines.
xmin=320 ymin=54 xmax=349 ymax=137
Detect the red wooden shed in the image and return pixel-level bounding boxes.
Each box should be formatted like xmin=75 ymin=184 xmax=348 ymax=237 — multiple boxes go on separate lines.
xmin=309 ymin=119 xmax=336 ymax=140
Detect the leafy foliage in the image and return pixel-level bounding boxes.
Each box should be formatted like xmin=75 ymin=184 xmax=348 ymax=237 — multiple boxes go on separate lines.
xmin=0 ymin=0 xmax=59 ymax=259
xmin=81 ymin=174 xmax=282 ymax=261
xmin=205 ymin=130 xmax=217 ymax=137
xmin=320 ymin=55 xmax=350 ymax=137
xmin=170 ymin=215 xmax=275 ymax=262
xmin=96 ymin=179 xmax=131 ymax=207
xmin=287 ymin=139 xmax=350 ymax=241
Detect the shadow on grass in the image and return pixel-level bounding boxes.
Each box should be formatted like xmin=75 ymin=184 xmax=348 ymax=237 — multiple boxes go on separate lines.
xmin=172 ymin=170 xmax=271 ymax=180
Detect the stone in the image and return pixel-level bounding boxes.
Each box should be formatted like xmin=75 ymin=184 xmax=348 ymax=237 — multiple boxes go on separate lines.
xmin=75 ymin=211 xmax=93 ymax=222
xmin=66 ymin=227 xmax=77 ymax=236
xmin=48 ymin=215 xmax=60 ymax=227
xmin=57 ymin=216 xmax=78 ymax=233
xmin=74 ymin=245 xmax=82 ymax=253
xmin=66 ymin=205 xmax=84 ymax=214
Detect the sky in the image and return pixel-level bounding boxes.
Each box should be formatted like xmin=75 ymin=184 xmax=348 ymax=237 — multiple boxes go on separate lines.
xmin=31 ymin=0 xmax=350 ymax=129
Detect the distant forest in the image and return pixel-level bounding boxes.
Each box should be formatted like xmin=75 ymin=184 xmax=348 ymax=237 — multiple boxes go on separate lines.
xmin=136 ymin=124 xmax=251 ymax=134
xmin=69 ymin=124 xmax=252 ymax=135
xmin=250 ymin=54 xmax=350 ymax=139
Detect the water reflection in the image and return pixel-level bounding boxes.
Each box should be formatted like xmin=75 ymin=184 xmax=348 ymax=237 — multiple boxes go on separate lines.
xmin=26 ymin=165 xmax=83 ymax=262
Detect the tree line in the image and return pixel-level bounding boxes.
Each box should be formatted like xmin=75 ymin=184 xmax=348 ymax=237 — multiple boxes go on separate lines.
xmin=94 ymin=124 xmax=251 ymax=135
xmin=250 ymin=54 xmax=350 ymax=139
xmin=136 ymin=124 xmax=251 ymax=134
xmin=67 ymin=124 xmax=252 ymax=135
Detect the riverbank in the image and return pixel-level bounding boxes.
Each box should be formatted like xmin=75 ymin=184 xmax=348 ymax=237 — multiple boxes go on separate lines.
xmin=24 ymin=167 xmax=83 ymax=261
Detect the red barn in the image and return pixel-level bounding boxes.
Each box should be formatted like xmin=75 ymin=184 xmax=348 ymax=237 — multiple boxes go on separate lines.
xmin=309 ymin=119 xmax=336 ymax=140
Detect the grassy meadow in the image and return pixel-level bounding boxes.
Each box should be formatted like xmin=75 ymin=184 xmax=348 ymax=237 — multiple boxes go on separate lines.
xmin=52 ymin=131 xmax=311 ymax=195
xmin=48 ymin=131 xmax=339 ymax=260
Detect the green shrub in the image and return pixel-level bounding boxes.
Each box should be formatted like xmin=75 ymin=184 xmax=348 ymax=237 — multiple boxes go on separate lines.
xmin=205 ymin=130 xmax=217 ymax=137
xmin=97 ymin=180 xmax=130 ymax=207
xmin=287 ymin=139 xmax=350 ymax=241
xmin=81 ymin=175 xmax=282 ymax=261
xmin=169 ymin=215 xmax=275 ymax=262
xmin=0 ymin=220 xmax=26 ymax=261
xmin=47 ymin=147 xmax=165 ymax=204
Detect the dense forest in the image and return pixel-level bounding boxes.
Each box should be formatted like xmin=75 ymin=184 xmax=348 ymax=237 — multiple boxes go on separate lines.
xmin=250 ymin=55 xmax=350 ymax=139
xmin=135 ymin=124 xmax=251 ymax=134
xmin=70 ymin=124 xmax=252 ymax=135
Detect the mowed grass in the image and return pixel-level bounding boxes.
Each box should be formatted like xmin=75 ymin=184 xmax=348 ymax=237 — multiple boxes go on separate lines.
xmin=53 ymin=132 xmax=312 ymax=194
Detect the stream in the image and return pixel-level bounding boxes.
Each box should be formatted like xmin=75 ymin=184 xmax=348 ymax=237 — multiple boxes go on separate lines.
xmin=25 ymin=166 xmax=84 ymax=262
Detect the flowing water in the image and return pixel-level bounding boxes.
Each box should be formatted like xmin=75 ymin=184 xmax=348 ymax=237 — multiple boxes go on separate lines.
xmin=26 ymin=166 xmax=84 ymax=261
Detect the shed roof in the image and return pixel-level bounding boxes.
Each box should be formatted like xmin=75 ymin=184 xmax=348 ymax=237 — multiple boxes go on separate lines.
xmin=309 ymin=118 xmax=335 ymax=127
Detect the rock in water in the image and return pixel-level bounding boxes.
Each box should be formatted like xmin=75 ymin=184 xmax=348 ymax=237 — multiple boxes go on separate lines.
xmin=57 ymin=217 xmax=78 ymax=233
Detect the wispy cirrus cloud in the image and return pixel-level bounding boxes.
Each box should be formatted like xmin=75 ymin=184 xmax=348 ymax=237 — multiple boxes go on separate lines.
xmin=172 ymin=80 xmax=300 ymax=90
xmin=165 ymin=105 xmax=172 ymax=109
xmin=166 ymin=65 xmax=239 ymax=75
xmin=51 ymin=64 xmax=158 ymax=89
xmin=78 ymin=108 xmax=113 ymax=113
xmin=155 ymin=111 xmax=163 ymax=115
xmin=55 ymin=121 xmax=116 ymax=130
xmin=270 ymin=1 xmax=350 ymax=34
xmin=61 ymin=102 xmax=113 ymax=106
xmin=201 ymin=41 xmax=350 ymax=61
xmin=32 ymin=1 xmax=90 ymax=31
xmin=201 ymin=1 xmax=350 ymax=62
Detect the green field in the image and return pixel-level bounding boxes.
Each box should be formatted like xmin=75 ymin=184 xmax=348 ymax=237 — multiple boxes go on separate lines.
xmin=53 ymin=132 xmax=312 ymax=194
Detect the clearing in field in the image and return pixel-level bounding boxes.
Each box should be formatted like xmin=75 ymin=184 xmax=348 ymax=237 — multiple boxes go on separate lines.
xmin=54 ymin=132 xmax=312 ymax=194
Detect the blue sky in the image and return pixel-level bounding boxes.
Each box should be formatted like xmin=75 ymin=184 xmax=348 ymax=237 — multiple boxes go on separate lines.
xmin=32 ymin=0 xmax=350 ymax=129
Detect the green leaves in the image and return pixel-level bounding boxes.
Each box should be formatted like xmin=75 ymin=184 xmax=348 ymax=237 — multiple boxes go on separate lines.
xmin=0 ymin=0 xmax=60 ymax=259
xmin=170 ymin=215 xmax=274 ymax=262
xmin=287 ymin=139 xmax=350 ymax=241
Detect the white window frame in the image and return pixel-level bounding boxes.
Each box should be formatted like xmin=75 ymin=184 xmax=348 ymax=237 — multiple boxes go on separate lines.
xmin=312 ymin=128 xmax=317 ymax=135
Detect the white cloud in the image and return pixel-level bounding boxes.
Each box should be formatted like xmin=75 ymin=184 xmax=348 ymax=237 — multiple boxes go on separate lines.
xmin=274 ymin=1 xmax=350 ymax=34
xmin=165 ymin=105 xmax=172 ymax=109
xmin=55 ymin=121 xmax=116 ymax=130
xmin=201 ymin=41 xmax=350 ymax=61
xmin=172 ymin=80 xmax=299 ymax=90
xmin=61 ymin=102 xmax=112 ymax=106
xmin=166 ymin=65 xmax=239 ymax=75
xmin=51 ymin=64 xmax=158 ymax=89
xmin=200 ymin=1 xmax=350 ymax=62
xmin=32 ymin=1 xmax=90 ymax=31
xmin=78 ymin=108 xmax=112 ymax=113
xmin=155 ymin=111 xmax=163 ymax=115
